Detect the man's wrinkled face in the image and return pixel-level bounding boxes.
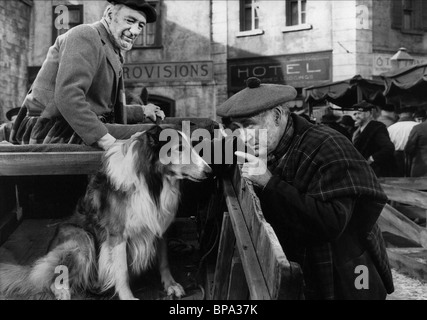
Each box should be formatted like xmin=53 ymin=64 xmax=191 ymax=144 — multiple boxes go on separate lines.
xmin=354 ymin=110 xmax=371 ymax=127
xmin=108 ymin=6 xmax=146 ymax=51
xmin=230 ymin=110 xmax=286 ymax=157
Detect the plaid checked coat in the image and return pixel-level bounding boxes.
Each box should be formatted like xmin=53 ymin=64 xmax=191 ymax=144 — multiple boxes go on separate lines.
xmin=258 ymin=114 xmax=394 ymax=300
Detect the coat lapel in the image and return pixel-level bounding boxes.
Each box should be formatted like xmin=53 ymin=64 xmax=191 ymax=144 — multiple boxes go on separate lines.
xmin=91 ymin=22 xmax=122 ymax=89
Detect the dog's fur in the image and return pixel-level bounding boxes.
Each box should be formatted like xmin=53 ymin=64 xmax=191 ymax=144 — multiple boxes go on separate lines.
xmin=0 ymin=126 xmax=211 ymax=300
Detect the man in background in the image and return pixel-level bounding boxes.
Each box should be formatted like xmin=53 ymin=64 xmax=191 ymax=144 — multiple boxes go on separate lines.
xmin=352 ymin=101 xmax=396 ymax=177
xmin=387 ymin=107 xmax=417 ymax=176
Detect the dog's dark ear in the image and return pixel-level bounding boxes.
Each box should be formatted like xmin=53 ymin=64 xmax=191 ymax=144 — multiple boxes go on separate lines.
xmin=146 ymin=125 xmax=162 ymax=147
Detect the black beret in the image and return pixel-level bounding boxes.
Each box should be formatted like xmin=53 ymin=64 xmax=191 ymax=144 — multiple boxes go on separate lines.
xmin=352 ymin=100 xmax=376 ymax=112
xmin=107 ymin=0 xmax=157 ymax=23
xmin=217 ymin=77 xmax=297 ymax=118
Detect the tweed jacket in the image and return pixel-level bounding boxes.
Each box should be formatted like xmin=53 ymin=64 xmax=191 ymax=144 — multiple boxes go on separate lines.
xmin=22 ymin=22 xmax=143 ymax=146
xmin=258 ymin=114 xmax=393 ymax=299
xmin=352 ymin=120 xmax=396 ymax=177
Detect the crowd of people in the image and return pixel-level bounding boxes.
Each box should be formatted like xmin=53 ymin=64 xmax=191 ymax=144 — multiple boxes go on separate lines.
xmin=319 ymin=102 xmax=427 ymax=178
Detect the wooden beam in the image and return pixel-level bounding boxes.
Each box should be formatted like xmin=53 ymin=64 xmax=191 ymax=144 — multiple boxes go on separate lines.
xmin=379 ymin=204 xmax=427 ymax=248
xmin=227 ymin=255 xmax=249 ymax=300
xmin=212 ymin=212 xmax=236 ymax=300
xmin=380 ymin=183 xmax=427 ymax=209
xmin=231 ymin=166 xmax=303 ymax=299
xmin=222 ymin=178 xmax=271 ymax=300
xmin=387 ymin=248 xmax=427 ymax=281
xmin=0 ymin=152 xmax=103 ymax=176
xmin=378 ymin=177 xmax=427 ymax=191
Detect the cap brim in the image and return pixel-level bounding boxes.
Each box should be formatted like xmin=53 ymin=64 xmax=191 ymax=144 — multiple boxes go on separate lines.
xmin=139 ymin=4 xmax=157 ymax=23
xmin=106 ymin=1 xmax=157 ymax=23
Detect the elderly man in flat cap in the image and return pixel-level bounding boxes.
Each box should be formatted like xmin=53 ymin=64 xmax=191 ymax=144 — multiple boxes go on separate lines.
xmin=352 ymin=101 xmax=396 ymax=177
xmin=11 ymin=0 xmax=164 ymax=149
xmin=217 ymin=77 xmax=394 ymax=300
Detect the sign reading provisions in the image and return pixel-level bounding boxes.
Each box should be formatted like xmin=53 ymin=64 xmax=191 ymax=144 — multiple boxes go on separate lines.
xmin=228 ymin=52 xmax=332 ymax=91
xmin=123 ymin=61 xmax=213 ymax=83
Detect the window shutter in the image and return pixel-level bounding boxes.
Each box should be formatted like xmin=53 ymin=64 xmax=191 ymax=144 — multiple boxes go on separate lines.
xmin=390 ymin=0 xmax=402 ymax=30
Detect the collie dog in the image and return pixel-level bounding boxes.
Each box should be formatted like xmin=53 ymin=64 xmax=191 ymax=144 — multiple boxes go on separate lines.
xmin=0 ymin=126 xmax=212 ymax=300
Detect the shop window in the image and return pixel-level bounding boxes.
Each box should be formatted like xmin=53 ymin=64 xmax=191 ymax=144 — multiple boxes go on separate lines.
xmin=391 ymin=0 xmax=427 ymax=34
xmin=133 ymin=0 xmax=162 ymax=48
xmin=52 ymin=4 xmax=84 ymax=43
xmin=286 ymin=0 xmax=306 ymax=26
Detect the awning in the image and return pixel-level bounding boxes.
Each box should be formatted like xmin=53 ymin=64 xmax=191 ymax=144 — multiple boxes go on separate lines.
xmin=380 ymin=63 xmax=427 ymax=108
xmin=303 ymin=75 xmax=386 ymax=110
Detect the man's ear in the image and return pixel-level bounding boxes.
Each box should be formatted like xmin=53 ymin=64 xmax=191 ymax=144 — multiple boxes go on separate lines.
xmin=106 ymin=8 xmax=113 ymax=22
xmin=273 ymin=107 xmax=283 ymax=125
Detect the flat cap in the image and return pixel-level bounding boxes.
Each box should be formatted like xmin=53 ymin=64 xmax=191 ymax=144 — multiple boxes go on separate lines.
xmin=352 ymin=100 xmax=376 ymax=112
xmin=216 ymin=77 xmax=297 ymax=118
xmin=107 ymin=0 xmax=157 ymax=23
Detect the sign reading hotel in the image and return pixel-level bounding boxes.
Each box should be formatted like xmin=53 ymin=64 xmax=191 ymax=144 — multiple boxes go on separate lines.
xmin=123 ymin=61 xmax=213 ymax=83
xmin=228 ymin=52 xmax=332 ymax=91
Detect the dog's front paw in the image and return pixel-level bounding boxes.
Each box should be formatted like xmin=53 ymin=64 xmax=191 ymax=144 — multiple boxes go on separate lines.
xmin=166 ymin=282 xmax=185 ymax=298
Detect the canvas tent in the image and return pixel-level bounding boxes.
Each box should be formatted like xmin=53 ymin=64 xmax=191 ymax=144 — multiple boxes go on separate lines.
xmin=381 ymin=63 xmax=427 ymax=109
xmin=303 ymin=75 xmax=386 ymax=112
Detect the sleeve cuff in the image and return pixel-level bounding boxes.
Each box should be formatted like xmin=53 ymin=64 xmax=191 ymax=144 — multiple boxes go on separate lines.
xmin=97 ymin=133 xmax=116 ymax=150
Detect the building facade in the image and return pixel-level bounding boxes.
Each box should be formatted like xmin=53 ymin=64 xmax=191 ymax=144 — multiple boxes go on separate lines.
xmin=0 ymin=0 xmax=32 ymax=123
xmin=1 ymin=0 xmax=427 ymax=122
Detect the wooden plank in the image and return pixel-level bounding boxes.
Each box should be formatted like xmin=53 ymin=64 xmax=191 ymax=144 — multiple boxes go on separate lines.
xmin=387 ymin=248 xmax=427 ymax=281
xmin=379 ymin=177 xmax=427 ymax=191
xmin=222 ymin=178 xmax=271 ymax=300
xmin=393 ymin=204 xmax=426 ymax=223
xmin=0 ymin=210 xmax=20 ymax=247
xmin=379 ymin=204 xmax=427 ymax=248
xmin=212 ymin=212 xmax=236 ymax=300
xmin=0 ymin=152 xmax=103 ymax=176
xmin=226 ymin=255 xmax=249 ymax=300
xmin=380 ymin=183 xmax=427 ymax=209
xmin=230 ymin=166 xmax=303 ymax=299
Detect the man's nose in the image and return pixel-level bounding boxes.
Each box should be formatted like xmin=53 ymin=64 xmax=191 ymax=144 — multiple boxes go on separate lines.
xmin=129 ymin=24 xmax=141 ymax=36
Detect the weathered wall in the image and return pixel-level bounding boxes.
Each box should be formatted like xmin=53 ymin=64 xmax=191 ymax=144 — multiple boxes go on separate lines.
xmin=0 ymin=0 xmax=32 ymax=122
xmin=372 ymin=0 xmax=427 ymax=55
xmin=125 ymin=0 xmax=216 ymax=119
xmin=227 ymin=0 xmax=333 ymax=58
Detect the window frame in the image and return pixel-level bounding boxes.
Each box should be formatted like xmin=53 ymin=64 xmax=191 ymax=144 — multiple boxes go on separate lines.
xmin=237 ymin=0 xmax=263 ymax=37
xmin=239 ymin=0 xmax=260 ymax=32
xmin=282 ymin=0 xmax=311 ymax=33
xmin=52 ymin=4 xmax=84 ymax=44
xmin=286 ymin=0 xmax=307 ymax=27
xmin=391 ymin=0 xmax=426 ymax=35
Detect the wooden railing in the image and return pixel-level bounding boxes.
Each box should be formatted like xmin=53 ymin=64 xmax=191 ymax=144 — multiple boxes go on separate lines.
xmin=211 ymin=165 xmax=304 ymax=300
xmin=378 ymin=177 xmax=427 ymax=282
